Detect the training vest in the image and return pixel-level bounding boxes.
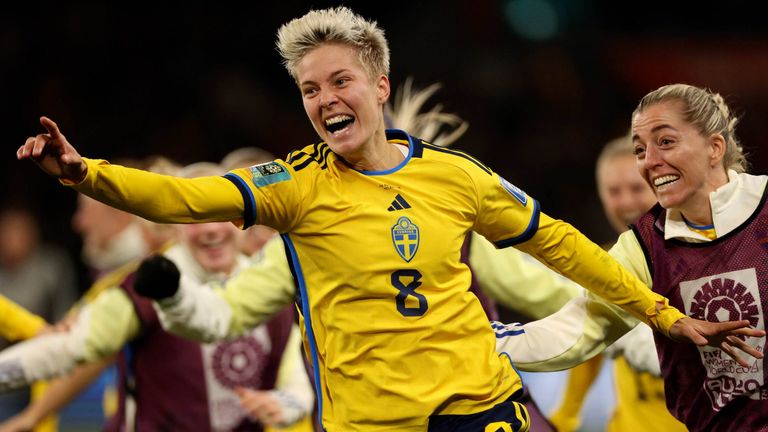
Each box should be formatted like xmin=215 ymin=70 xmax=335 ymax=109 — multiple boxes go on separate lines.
xmin=105 ymin=273 xmax=295 ymax=432
xmin=632 ymin=188 xmax=768 ymax=432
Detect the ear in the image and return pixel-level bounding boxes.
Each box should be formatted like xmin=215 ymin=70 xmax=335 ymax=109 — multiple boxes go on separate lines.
xmin=376 ymin=74 xmax=390 ymax=105
xmin=709 ymin=133 xmax=726 ymax=167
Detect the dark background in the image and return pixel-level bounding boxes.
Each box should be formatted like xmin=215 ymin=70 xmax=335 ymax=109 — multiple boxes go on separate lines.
xmin=3 ymin=0 xmax=768 ymax=291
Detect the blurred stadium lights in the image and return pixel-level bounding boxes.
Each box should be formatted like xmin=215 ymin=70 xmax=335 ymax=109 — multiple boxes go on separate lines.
xmin=503 ymin=0 xmax=560 ymax=40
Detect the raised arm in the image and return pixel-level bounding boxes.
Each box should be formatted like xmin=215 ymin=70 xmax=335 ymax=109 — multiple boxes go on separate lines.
xmin=135 ymin=236 xmax=296 ymax=342
xmin=17 ymin=117 xmax=87 ymax=182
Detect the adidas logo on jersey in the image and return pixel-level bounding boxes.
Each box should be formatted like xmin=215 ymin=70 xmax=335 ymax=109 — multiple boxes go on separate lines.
xmin=387 ymin=194 xmax=411 ymax=211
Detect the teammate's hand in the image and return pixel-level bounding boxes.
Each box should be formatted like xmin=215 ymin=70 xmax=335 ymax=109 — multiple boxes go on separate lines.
xmin=669 ymin=316 xmax=765 ymax=367
xmin=133 ymin=255 xmax=181 ymax=300
xmin=235 ymin=387 xmax=285 ymax=426
xmin=17 ymin=116 xmax=87 ymax=182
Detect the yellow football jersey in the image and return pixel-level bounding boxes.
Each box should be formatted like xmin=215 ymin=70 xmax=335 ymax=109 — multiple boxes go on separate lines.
xmin=71 ymin=129 xmax=686 ymax=431
xmin=224 ymin=130 xmax=532 ymax=430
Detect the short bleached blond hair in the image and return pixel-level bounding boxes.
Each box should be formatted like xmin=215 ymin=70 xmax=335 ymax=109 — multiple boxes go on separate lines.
xmin=276 ymin=6 xmax=390 ymax=82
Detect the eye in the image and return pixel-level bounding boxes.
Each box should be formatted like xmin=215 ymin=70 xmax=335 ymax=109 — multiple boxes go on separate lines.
xmin=659 ymin=138 xmax=673 ymax=146
xmin=335 ymin=77 xmax=349 ymax=86
xmin=302 ymin=87 xmax=318 ymax=98
xmin=633 ymin=146 xmax=646 ymax=157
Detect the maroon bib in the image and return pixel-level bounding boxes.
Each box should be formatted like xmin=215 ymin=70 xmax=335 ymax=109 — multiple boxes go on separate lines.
xmin=632 ymin=186 xmax=768 ymax=432
xmin=105 ymin=272 xmax=296 ymax=432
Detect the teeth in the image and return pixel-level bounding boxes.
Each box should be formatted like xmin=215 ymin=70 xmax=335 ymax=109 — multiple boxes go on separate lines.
xmin=654 ymin=175 xmax=679 ymax=187
xmin=325 ymin=115 xmax=352 ymax=126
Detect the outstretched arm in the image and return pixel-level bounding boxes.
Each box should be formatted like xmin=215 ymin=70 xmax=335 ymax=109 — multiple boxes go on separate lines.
xmin=17 ymin=117 xmax=86 ymax=182
xmin=17 ymin=117 xmax=245 ymax=225
xmin=0 ymin=289 xmax=138 ymax=391
xmin=515 ymin=213 xmax=764 ymax=365
xmin=135 ymin=237 xmax=296 ymax=342
xmin=0 ymin=356 xmax=115 ymax=432
xmin=493 ymin=295 xmax=635 ymax=371
xmin=468 ymin=232 xmax=583 ymax=319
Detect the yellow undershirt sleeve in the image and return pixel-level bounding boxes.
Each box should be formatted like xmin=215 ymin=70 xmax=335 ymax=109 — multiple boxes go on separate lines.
xmin=219 ymin=237 xmax=297 ymax=337
xmin=82 ymin=288 xmax=141 ymax=361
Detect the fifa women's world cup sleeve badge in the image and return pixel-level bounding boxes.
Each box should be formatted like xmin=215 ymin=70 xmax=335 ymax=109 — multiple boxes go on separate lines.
xmin=500 ymin=177 xmax=527 ymax=206
xmin=249 ymin=162 xmax=291 ymax=188
xmin=391 ymin=216 xmax=420 ymax=262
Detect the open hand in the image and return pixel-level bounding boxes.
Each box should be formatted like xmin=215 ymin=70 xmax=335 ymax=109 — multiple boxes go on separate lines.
xmin=669 ymin=317 xmax=765 ymax=367
xmin=17 ymin=116 xmax=86 ymax=182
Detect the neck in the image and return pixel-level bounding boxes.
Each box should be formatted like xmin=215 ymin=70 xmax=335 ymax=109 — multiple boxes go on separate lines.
xmin=345 ymin=128 xmax=404 ymax=171
xmin=678 ymin=169 xmax=730 ymax=226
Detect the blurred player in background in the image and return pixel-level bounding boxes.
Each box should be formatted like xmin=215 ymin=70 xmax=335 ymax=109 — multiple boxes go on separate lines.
xmin=0 ymin=205 xmax=79 ymax=432
xmin=548 ymin=135 xmax=686 ymax=431
xmin=494 ymin=83 xmax=767 ymax=432
xmin=0 ymin=162 xmax=314 ymax=431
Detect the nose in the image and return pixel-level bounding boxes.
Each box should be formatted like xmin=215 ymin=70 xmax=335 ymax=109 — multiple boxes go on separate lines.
xmin=641 ymin=144 xmax=663 ymax=170
xmin=319 ymin=89 xmax=338 ymax=109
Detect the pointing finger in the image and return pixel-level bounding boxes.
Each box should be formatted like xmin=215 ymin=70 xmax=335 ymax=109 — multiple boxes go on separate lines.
xmin=40 ymin=116 xmax=63 ymax=139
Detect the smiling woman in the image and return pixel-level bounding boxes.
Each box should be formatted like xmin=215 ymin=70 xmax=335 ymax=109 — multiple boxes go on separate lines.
xmin=294 ymin=42 xmax=396 ymax=171
xmin=496 ymin=83 xmax=768 ymax=432
xmin=631 ymin=85 xmax=746 ymax=230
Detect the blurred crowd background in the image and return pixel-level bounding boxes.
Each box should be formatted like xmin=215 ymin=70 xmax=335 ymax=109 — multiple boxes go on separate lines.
xmin=2 ymin=1 xmax=767 ymax=430
xmin=3 ymin=0 xmax=768 ymax=262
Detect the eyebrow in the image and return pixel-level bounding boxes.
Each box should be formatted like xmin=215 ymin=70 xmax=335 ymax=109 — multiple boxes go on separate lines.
xmin=631 ymin=124 xmax=678 ymax=142
xmin=300 ymin=69 xmax=351 ymax=87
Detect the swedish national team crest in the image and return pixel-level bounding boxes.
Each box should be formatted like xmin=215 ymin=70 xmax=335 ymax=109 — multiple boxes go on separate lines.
xmin=391 ymin=216 xmax=420 ymax=262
